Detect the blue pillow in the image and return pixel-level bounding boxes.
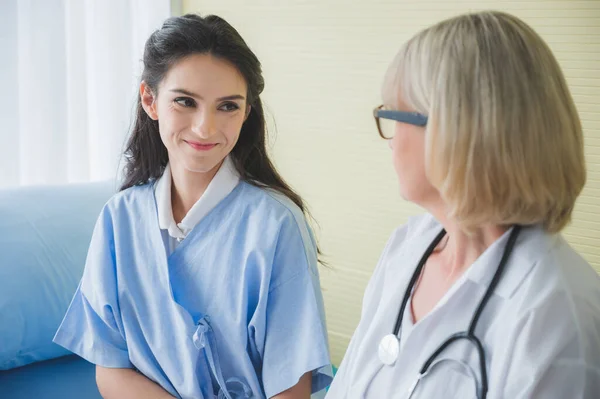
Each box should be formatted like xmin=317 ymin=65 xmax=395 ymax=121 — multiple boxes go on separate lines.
xmin=0 ymin=181 xmax=115 ymax=370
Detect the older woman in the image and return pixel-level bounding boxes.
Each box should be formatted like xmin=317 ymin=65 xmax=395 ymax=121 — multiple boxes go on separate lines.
xmin=327 ymin=10 xmax=600 ymax=399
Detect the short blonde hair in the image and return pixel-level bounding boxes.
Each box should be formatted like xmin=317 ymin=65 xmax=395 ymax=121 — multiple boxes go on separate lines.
xmin=383 ymin=10 xmax=586 ymax=233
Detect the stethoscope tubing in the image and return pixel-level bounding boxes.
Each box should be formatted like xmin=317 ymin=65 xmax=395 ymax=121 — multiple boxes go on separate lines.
xmin=392 ymin=225 xmax=522 ymax=399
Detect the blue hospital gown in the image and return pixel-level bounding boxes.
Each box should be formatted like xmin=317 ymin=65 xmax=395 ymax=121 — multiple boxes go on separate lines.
xmin=53 ymin=182 xmax=332 ymax=398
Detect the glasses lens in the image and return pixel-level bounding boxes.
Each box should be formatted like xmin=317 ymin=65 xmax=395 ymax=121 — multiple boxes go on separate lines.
xmin=378 ymin=116 xmax=395 ymax=139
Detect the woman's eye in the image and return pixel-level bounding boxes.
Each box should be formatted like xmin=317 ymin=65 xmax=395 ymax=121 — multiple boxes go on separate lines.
xmin=174 ymin=97 xmax=196 ymax=108
xmin=219 ymin=102 xmax=240 ymax=112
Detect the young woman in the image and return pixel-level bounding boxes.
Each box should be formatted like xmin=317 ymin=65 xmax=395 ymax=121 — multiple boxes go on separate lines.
xmin=54 ymin=14 xmax=332 ymax=399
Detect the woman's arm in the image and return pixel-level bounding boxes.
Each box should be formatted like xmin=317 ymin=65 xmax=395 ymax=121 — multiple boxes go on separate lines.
xmin=96 ymin=366 xmax=176 ymax=399
xmin=271 ymin=372 xmax=312 ymax=399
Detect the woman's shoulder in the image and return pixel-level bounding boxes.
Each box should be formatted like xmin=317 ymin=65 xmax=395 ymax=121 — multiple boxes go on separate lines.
xmin=515 ymin=226 xmax=600 ymax=303
xmin=509 ymin=227 xmax=600 ymax=357
xmin=228 ymin=183 xmax=316 ymax=256
xmin=367 ymin=213 xmax=440 ymax=285
xmin=236 ymin=182 xmax=309 ymax=227
xmin=383 ymin=213 xmax=441 ymax=257
xmin=499 ymin=229 xmax=600 ymax=387
xmin=87 ymin=183 xmax=155 ymax=235
xmin=101 ymin=182 xmax=154 ymax=213
xmin=524 ymin=230 xmax=600 ymax=317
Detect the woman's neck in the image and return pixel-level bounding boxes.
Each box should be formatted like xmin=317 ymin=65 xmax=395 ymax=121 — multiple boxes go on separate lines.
xmin=409 ymin=200 xmax=509 ymax=323
xmin=429 ymin=203 xmax=508 ymax=279
xmin=169 ymin=160 xmax=222 ymax=224
xmin=440 ymin=223 xmax=507 ymax=278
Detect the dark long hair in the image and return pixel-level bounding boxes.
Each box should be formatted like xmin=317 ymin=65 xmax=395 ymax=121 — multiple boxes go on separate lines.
xmin=120 ymin=14 xmax=323 ymax=258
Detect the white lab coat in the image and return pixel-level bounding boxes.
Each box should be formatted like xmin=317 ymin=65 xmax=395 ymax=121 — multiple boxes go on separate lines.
xmin=327 ymin=214 xmax=600 ymax=398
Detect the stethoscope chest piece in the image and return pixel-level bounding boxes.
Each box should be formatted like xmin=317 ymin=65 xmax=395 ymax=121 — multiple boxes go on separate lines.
xmin=378 ymin=333 xmax=400 ymax=366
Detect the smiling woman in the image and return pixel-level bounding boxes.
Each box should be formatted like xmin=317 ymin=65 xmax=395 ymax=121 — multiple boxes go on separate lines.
xmin=142 ymin=54 xmax=248 ymax=176
xmin=139 ymin=53 xmax=253 ymax=222
xmin=52 ymin=13 xmax=333 ymax=399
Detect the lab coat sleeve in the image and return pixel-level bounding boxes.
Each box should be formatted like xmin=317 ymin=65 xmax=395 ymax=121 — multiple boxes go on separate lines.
xmin=258 ymin=215 xmax=333 ymax=398
xmin=53 ymin=205 xmax=132 ymax=369
xmin=501 ymin=292 xmax=600 ymax=398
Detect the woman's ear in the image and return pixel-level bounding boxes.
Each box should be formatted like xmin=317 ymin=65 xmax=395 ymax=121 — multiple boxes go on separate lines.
xmin=140 ymin=81 xmax=158 ymax=120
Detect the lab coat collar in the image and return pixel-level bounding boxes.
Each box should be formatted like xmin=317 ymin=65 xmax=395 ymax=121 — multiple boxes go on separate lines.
xmin=464 ymin=223 xmax=556 ymax=299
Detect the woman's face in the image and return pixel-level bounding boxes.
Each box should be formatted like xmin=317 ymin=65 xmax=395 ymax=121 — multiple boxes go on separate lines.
xmin=387 ymin=101 xmax=439 ymax=207
xmin=141 ymin=53 xmax=249 ymax=176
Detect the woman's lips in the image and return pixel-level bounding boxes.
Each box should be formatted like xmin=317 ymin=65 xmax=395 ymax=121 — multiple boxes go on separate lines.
xmin=185 ymin=140 xmax=217 ymax=151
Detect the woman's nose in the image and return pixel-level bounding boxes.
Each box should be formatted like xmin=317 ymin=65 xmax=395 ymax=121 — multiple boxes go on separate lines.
xmin=192 ymin=110 xmax=217 ymax=137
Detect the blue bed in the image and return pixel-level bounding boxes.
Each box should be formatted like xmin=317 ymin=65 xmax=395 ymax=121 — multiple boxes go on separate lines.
xmin=0 ymin=182 xmax=115 ymax=398
xmin=0 ymin=355 xmax=101 ymax=399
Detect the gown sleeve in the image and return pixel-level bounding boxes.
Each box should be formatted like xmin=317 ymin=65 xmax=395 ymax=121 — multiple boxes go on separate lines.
xmin=53 ymin=205 xmax=132 ymax=369
xmin=253 ymin=213 xmax=333 ymax=398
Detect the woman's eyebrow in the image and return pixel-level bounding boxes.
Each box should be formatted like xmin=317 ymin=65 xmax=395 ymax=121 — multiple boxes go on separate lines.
xmin=170 ymin=88 xmax=245 ymax=102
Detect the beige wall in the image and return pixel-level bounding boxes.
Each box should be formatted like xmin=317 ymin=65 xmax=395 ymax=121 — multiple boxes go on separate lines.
xmin=183 ymin=0 xmax=600 ymax=365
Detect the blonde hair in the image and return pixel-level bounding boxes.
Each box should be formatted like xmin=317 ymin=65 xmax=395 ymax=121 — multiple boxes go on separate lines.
xmin=383 ymin=10 xmax=586 ymax=233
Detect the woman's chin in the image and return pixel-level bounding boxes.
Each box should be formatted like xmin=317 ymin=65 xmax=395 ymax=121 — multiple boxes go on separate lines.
xmin=181 ymin=157 xmax=225 ymax=175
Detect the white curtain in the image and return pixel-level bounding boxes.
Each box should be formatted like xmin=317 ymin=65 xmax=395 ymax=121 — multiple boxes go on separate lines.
xmin=0 ymin=0 xmax=171 ymax=188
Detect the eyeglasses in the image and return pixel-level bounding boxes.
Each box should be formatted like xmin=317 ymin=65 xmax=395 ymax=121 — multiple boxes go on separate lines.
xmin=373 ymin=105 xmax=428 ymax=139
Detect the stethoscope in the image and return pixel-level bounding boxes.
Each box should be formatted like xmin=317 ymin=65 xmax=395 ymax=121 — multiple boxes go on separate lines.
xmin=377 ymin=225 xmax=522 ymax=399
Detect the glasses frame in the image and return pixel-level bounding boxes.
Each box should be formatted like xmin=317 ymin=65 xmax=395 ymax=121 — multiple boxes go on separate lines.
xmin=373 ymin=105 xmax=428 ymax=139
